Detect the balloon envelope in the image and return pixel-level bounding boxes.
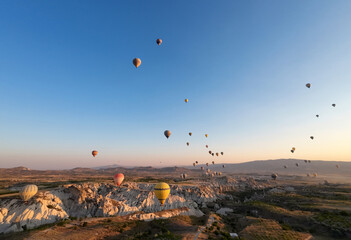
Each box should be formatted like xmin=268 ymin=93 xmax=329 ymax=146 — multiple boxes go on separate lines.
xmin=154 ymin=182 xmax=170 ymax=206
xmin=133 ymin=58 xmax=141 ymax=68
xmin=164 ymin=130 xmax=171 ymax=139
xmin=189 ymin=132 xmax=192 ymax=136
xmin=113 ymin=173 xmax=124 ymax=187
xmin=92 ymin=150 xmax=98 ymax=157
xmin=19 ymin=184 xmax=38 ymax=201
xmin=156 ymin=38 xmax=162 ymax=45
xmin=185 ymin=99 xmax=188 ymax=103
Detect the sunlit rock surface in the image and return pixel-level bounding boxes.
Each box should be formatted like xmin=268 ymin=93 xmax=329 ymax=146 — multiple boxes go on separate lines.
xmin=0 ymin=176 xmax=268 ymax=233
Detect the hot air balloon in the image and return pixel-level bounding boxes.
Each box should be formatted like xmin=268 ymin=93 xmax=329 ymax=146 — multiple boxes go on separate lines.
xmin=212 ymin=161 xmax=215 ymax=164
xmin=113 ymin=173 xmax=124 ymax=187
xmin=205 ymin=134 xmax=208 ymax=138
xmin=310 ymin=136 xmax=314 ymax=140
xmin=332 ymin=104 xmax=336 ymax=107
xmin=306 ymin=83 xmax=311 ymax=88
xmin=216 ymin=153 xmax=219 ymax=157
xmin=187 ymin=142 xmax=190 ymax=146
xmin=313 ymin=173 xmax=318 ymax=177
xmin=222 ymin=165 xmax=225 ymax=168
xmin=189 ymin=132 xmax=192 ymax=136
xmin=195 ymin=161 xmax=198 ymax=164
xmin=133 ymin=58 xmax=141 ymax=68
xmin=308 ymin=160 xmax=311 ymax=163
xmin=296 ymin=163 xmax=299 ymax=167
xmin=206 ymin=163 xmax=209 ymax=166
xmin=185 ymin=99 xmax=188 ymax=103
xmin=156 ymin=38 xmax=162 ymax=45
xmin=206 ymin=145 xmax=208 ymax=148
xmin=209 ymin=151 xmax=212 ymax=154
xmin=291 ymin=150 xmax=294 ymax=153
xmin=292 ymin=147 xmax=296 ymax=151
xmin=221 ymin=152 xmax=224 ymax=155
xmin=164 ymin=130 xmax=171 ymax=139
xmin=92 ymin=150 xmax=98 ymax=157
xmin=271 ymin=173 xmax=278 ymax=180
xmin=19 ymin=184 xmax=38 ymax=201
xmin=212 ymin=153 xmax=214 ymax=156
xmin=316 ymin=115 xmax=319 ymax=118
xmin=154 ymin=182 xmax=170 ymax=206
xmin=304 ymin=160 xmax=308 ymax=163
xmin=193 ymin=163 xmax=196 ymax=167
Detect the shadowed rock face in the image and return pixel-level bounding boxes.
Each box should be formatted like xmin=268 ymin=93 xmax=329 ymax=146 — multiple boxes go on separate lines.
xmin=0 ymin=177 xmax=267 ymax=234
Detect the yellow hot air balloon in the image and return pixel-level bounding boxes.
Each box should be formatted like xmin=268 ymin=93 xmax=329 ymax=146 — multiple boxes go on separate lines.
xmin=19 ymin=184 xmax=38 ymax=201
xmin=164 ymin=130 xmax=171 ymax=139
xmin=189 ymin=132 xmax=192 ymax=136
xmin=133 ymin=58 xmax=141 ymax=68
xmin=185 ymin=99 xmax=188 ymax=103
xmin=205 ymin=134 xmax=208 ymax=138
xmin=154 ymin=182 xmax=170 ymax=206
xmin=292 ymin=147 xmax=296 ymax=151
xmin=92 ymin=150 xmax=98 ymax=157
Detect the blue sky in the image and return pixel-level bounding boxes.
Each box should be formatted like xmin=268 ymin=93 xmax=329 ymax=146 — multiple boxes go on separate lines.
xmin=1 ymin=1 xmax=351 ymax=169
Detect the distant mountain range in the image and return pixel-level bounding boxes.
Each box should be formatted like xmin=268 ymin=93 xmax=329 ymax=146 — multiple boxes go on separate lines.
xmin=1 ymin=159 xmax=350 ymax=178
xmin=191 ymin=159 xmax=351 ymax=176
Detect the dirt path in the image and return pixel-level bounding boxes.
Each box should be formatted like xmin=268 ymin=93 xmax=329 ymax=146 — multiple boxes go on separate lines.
xmin=193 ymin=214 xmax=214 ymax=240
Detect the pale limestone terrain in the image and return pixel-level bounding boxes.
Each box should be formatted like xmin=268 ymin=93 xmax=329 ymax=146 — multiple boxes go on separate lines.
xmin=0 ymin=176 xmax=268 ymax=234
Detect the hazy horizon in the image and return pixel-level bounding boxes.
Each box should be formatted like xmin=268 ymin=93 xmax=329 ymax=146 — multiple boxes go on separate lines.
xmin=1 ymin=1 xmax=351 ymax=169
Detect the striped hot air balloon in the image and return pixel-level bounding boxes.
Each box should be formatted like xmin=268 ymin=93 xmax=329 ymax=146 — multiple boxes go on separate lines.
xmin=19 ymin=184 xmax=38 ymax=201
xmin=154 ymin=182 xmax=170 ymax=206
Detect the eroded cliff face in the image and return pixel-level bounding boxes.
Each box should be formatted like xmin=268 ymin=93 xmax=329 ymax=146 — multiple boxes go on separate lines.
xmin=0 ymin=177 xmax=268 ymax=234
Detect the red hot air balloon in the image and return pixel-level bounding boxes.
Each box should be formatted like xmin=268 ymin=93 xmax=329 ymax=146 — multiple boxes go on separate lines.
xmin=113 ymin=173 xmax=125 ymax=187
xmin=92 ymin=150 xmax=98 ymax=157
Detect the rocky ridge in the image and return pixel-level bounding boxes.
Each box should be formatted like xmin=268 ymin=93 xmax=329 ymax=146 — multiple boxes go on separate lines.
xmin=0 ymin=176 xmax=268 ymax=234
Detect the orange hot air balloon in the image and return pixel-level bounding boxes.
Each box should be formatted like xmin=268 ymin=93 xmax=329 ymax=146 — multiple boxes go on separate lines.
xmin=113 ymin=173 xmax=124 ymax=187
xmin=189 ymin=132 xmax=192 ymax=136
xmin=205 ymin=134 xmax=208 ymax=138
xmin=185 ymin=99 xmax=189 ymax=103
xmin=216 ymin=153 xmax=219 ymax=157
xmin=164 ymin=130 xmax=171 ymax=139
xmin=156 ymin=38 xmax=162 ymax=45
xmin=92 ymin=150 xmax=98 ymax=157
xmin=133 ymin=58 xmax=141 ymax=68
